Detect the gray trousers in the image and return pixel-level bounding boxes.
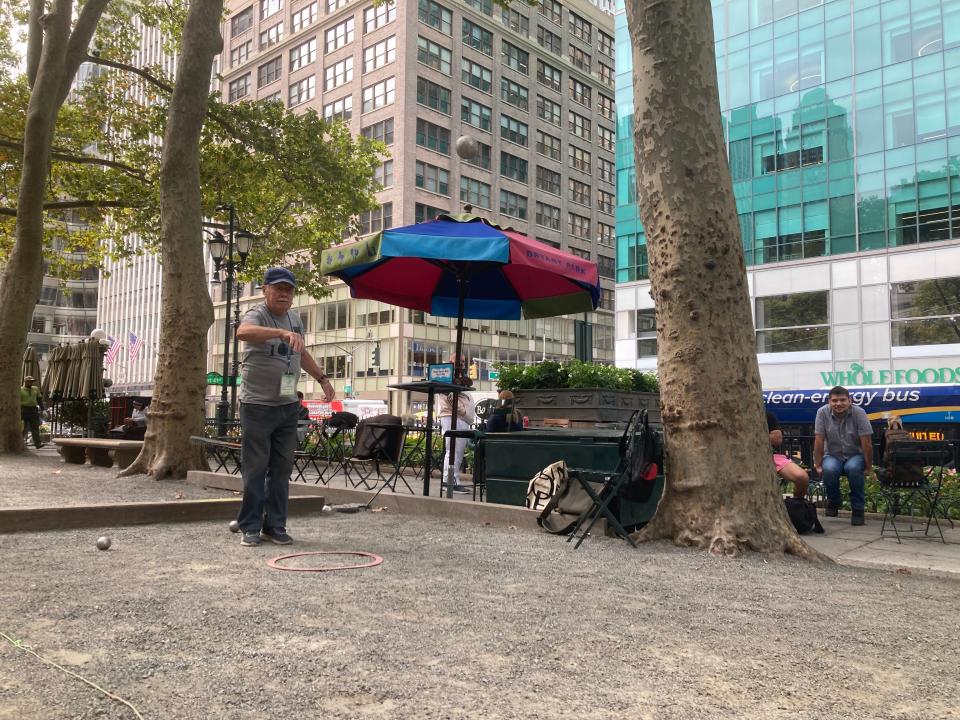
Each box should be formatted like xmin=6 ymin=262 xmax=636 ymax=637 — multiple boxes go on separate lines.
xmin=237 ymin=402 xmax=299 ymax=533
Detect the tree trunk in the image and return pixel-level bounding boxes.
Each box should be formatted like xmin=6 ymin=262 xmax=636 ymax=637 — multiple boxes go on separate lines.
xmin=120 ymin=0 xmax=223 ymax=479
xmin=624 ymin=0 xmax=823 ymax=559
xmin=0 ymin=0 xmax=110 ymax=454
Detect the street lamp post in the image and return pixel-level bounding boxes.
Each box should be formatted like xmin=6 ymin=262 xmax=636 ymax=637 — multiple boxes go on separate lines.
xmin=206 ymin=205 xmax=254 ymax=436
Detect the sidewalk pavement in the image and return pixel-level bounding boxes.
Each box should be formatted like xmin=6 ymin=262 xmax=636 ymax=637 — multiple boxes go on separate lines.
xmin=805 ymin=512 xmax=960 ymax=578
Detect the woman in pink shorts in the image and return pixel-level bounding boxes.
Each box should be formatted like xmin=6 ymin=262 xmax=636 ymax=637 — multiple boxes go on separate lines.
xmin=768 ymin=411 xmax=809 ymax=498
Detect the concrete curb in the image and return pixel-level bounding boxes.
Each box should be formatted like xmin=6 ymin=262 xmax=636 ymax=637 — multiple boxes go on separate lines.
xmin=0 ymin=495 xmax=326 ymax=534
xmin=184 ymin=470 xmax=561 ymax=534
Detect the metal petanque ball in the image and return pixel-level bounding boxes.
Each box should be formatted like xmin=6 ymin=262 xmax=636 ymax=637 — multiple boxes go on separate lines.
xmin=321 ymin=505 xmax=333 ymax=515
xmin=455 ymin=135 xmax=479 ymax=161
xmin=96 ymin=536 xmax=111 ymax=551
xmin=228 ymin=520 xmax=240 ymax=533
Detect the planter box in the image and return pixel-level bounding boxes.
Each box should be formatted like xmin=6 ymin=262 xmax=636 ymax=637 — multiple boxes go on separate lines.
xmin=512 ymin=389 xmax=661 ymax=428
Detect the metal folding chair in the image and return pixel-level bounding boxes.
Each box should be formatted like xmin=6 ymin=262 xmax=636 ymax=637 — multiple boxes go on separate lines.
xmin=566 ymin=409 xmax=657 ymax=549
xmin=293 ymin=422 xmax=334 ymax=484
xmin=344 ymin=416 xmax=410 ymax=496
xmin=876 ymin=440 xmax=953 ymax=543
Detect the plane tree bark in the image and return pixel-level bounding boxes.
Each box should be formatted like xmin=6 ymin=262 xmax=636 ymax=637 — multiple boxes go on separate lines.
xmin=624 ymin=0 xmax=823 ymax=559
xmin=119 ymin=0 xmax=223 ymax=479
xmin=0 ymin=0 xmax=111 ymax=453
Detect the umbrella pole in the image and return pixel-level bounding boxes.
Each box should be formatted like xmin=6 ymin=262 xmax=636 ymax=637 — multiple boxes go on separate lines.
xmin=446 ymin=275 xmax=468 ymax=499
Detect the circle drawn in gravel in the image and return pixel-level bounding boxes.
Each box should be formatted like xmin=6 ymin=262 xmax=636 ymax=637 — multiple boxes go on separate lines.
xmin=267 ymin=550 xmax=384 ymax=572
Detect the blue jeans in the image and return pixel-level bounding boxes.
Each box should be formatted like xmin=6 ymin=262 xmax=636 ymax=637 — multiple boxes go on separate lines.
xmin=822 ymin=453 xmax=866 ymax=511
xmin=237 ymin=402 xmax=300 ymax=533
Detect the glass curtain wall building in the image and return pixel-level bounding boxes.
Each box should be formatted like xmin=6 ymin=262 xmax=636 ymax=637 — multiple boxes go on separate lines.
xmin=615 ymin=0 xmax=960 ymax=389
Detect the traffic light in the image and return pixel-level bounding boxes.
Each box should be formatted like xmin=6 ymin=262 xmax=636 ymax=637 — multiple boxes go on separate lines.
xmin=468 ymin=363 xmax=478 ymax=380
xmin=371 ymin=342 xmax=381 ymax=367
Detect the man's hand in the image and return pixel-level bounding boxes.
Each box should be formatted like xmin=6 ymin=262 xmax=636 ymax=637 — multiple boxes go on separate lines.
xmin=281 ymin=330 xmax=304 ymax=353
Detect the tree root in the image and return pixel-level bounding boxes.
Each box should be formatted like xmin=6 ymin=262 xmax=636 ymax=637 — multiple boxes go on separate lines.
xmin=117 ymin=445 xmax=208 ymax=481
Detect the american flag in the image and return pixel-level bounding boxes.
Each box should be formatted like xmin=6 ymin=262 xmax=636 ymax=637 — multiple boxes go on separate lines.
xmin=104 ymin=336 xmax=121 ymax=365
xmin=128 ymin=331 xmax=144 ymax=362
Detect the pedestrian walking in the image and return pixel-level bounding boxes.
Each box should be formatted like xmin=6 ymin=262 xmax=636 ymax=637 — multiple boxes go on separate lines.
xmin=20 ymin=375 xmax=43 ymax=449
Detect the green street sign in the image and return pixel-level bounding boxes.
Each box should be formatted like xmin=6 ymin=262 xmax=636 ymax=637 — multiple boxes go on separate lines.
xmin=488 ymin=370 xmax=500 ymax=380
xmin=206 ymin=371 xmax=223 ymax=386
xmin=344 ymin=385 xmax=352 ymax=395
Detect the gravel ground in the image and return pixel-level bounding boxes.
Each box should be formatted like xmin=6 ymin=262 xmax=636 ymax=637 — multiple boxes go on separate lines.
xmin=0 ymin=450 xmax=233 ymax=508
xmin=1 ymin=505 xmax=959 ymax=719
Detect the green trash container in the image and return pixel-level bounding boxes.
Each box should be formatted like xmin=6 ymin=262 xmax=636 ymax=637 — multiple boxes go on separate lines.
xmin=477 ymin=428 xmax=663 ymax=530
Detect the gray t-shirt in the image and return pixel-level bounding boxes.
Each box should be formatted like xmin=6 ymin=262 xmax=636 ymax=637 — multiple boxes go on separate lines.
xmin=814 ymin=402 xmax=873 ymax=460
xmin=239 ymin=304 xmax=303 ymax=406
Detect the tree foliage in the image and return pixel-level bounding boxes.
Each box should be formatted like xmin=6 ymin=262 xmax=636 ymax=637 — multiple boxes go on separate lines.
xmin=0 ymin=0 xmax=385 ymax=296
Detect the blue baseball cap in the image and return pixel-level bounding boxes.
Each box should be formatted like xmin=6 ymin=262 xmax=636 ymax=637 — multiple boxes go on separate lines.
xmin=263 ymin=267 xmax=296 ymax=287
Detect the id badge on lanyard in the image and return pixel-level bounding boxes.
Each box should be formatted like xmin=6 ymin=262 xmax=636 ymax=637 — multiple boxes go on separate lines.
xmin=279 ymin=342 xmax=296 ymax=396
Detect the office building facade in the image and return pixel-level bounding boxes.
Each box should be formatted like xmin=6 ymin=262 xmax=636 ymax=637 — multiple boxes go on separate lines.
xmin=615 ymin=0 xmax=960 ymax=389
xmin=219 ymin=0 xmax=618 ymax=407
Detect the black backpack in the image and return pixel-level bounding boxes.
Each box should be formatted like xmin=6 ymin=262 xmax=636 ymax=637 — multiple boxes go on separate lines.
xmin=784 ymin=496 xmax=824 ymax=535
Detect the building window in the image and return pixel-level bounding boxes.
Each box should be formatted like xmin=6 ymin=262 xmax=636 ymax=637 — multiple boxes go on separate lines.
xmin=568 ymin=145 xmax=591 ymax=174
xmin=230 ymin=40 xmax=252 ymax=67
xmin=362 ymin=117 xmax=394 ymax=145
xmin=568 ymin=44 xmax=591 ymax=73
xmin=231 ymin=6 xmax=253 ymax=36
xmin=373 ymin=159 xmax=394 ymax=189
xmin=416 ymin=118 xmax=451 ymax=155
xmin=539 ymin=0 xmax=562 ymax=26
xmin=569 ymin=178 xmax=591 ymax=207
xmin=569 ymin=246 xmax=590 ymax=260
xmin=416 ymin=161 xmax=450 ymax=196
xmin=257 ymin=56 xmax=282 ymax=87
xmin=536 ymin=25 xmax=562 ymax=55
xmin=461 ymin=59 xmax=492 ymax=93
xmin=228 ymin=73 xmax=251 ymax=102
xmin=623 ymin=309 xmax=657 ymax=356
xmin=598 ymin=93 xmax=614 ymax=121
xmin=325 ymin=17 xmax=354 ymax=53
xmin=535 ymin=201 xmax=560 ymax=230
xmin=569 ymin=11 xmax=591 ymax=43
xmin=891 ymin=277 xmax=960 ymax=347
xmin=260 ymin=0 xmax=282 ymax=20
xmin=569 ymin=77 xmax=591 ymax=107
xmin=288 ymin=75 xmax=315 ymax=106
xmin=755 ymin=291 xmax=829 ymax=353
xmin=289 ymin=38 xmax=317 ymax=71
xmin=499 ymin=152 xmax=527 ymax=183
xmin=364 ymin=2 xmax=396 ymax=33
xmin=600 ymin=288 xmax=614 ymax=310
xmin=500 ymin=77 xmax=528 ymax=111
xmin=418 ymin=0 xmax=452 ymax=35
xmin=597 ymin=125 xmax=614 ymax=152
xmin=359 ymin=202 xmax=393 ymax=235
xmin=568 ymin=212 xmax=591 ymax=239
xmin=417 ymin=36 xmax=451 ymax=75
xmin=463 ymin=19 xmax=493 ymax=55
xmin=361 ymin=76 xmax=395 ymax=112
xmin=464 ymin=140 xmax=491 ymax=170
xmin=598 ymin=157 xmax=615 ymax=184
xmin=417 ymin=77 xmax=451 ymax=114
xmin=259 ymin=22 xmax=283 ymax=49
xmin=291 ymin=1 xmax=317 ymax=32
xmin=569 ymin=111 xmax=591 ymax=141
xmin=535 ymin=166 xmax=560 ymax=196
xmin=460 ymin=176 xmax=491 ymax=209
xmin=499 ymin=189 xmax=527 ymax=220
xmin=324 ymin=56 xmax=353 ymax=90
xmin=536 ymin=95 xmax=561 ymax=126
xmin=537 ymin=236 xmax=560 ymax=249
xmin=463 ymin=0 xmax=492 ymax=15
xmin=500 ymin=7 xmax=528 ymax=36
xmin=363 ymin=35 xmax=396 ymax=72
xmin=323 ymin=94 xmax=352 ymax=121
xmin=536 ymin=130 xmax=561 ymax=161
xmin=598 ymin=222 xmax=614 ymax=247
xmin=597 ymin=254 xmax=614 ymax=279
xmin=598 ymin=190 xmax=614 ymax=214
xmin=501 ymin=40 xmax=528 ymax=74
xmin=598 ymin=62 xmax=614 ymax=87
xmin=262 ymin=90 xmax=282 ymax=104
xmin=416 ymin=203 xmax=446 ymax=223
xmin=319 ymin=300 xmax=349 ymax=331
xmin=326 ymin=0 xmax=348 ymax=11
xmin=598 ymin=29 xmax=614 ymax=58
xmin=499 ymin=114 xmax=527 ymax=147
xmin=536 ymin=60 xmax=561 ymax=92
xmin=461 ymin=97 xmax=492 ymax=131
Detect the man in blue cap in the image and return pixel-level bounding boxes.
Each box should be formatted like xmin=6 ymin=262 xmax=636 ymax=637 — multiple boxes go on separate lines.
xmin=234 ymin=267 xmax=335 ymax=547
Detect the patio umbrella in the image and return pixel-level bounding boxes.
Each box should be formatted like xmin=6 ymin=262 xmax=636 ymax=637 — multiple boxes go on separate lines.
xmin=22 ymin=345 xmax=41 ymax=386
xmin=78 ymin=339 xmax=104 ymax=399
xmin=321 ymin=213 xmax=601 ymax=371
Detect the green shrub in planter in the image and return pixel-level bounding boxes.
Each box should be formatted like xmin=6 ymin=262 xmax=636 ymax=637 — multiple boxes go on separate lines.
xmin=495 ymin=359 xmax=658 ymax=393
